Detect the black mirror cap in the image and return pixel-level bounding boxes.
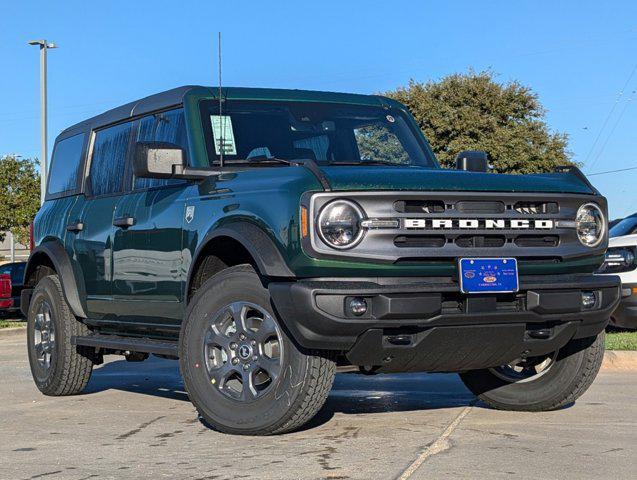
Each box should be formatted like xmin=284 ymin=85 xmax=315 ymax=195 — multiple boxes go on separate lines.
xmin=133 ymin=141 xmax=185 ymax=179
xmin=455 ymin=150 xmax=490 ymax=172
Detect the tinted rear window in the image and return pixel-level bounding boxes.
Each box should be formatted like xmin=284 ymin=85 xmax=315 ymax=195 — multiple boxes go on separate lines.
xmin=47 ymin=133 xmax=85 ymax=196
xmin=89 ymin=122 xmax=133 ymax=196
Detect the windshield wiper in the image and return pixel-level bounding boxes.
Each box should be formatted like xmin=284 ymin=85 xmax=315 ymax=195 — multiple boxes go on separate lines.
xmin=329 ymin=159 xmax=404 ymax=166
xmin=246 ymin=155 xmax=293 ymax=165
xmin=245 ymin=155 xmax=331 ymax=190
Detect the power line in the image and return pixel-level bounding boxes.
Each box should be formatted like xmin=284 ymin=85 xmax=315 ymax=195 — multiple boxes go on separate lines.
xmin=587 ymin=165 xmax=637 ymax=176
xmin=583 ymin=62 xmax=637 ymax=168
xmin=587 ymin=90 xmax=635 ymax=170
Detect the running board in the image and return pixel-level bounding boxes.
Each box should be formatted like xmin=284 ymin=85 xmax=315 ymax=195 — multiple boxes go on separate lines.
xmin=71 ymin=334 xmax=179 ymax=357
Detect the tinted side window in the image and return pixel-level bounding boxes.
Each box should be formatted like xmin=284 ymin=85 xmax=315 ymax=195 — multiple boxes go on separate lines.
xmin=134 ymin=109 xmax=188 ymax=190
xmin=90 ymin=122 xmax=133 ymax=196
xmin=47 ymin=133 xmax=85 ymax=196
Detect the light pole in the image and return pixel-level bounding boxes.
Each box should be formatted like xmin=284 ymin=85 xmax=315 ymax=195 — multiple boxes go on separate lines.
xmin=28 ymin=39 xmax=57 ymax=205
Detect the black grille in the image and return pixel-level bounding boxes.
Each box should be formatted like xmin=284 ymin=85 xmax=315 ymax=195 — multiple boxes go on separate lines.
xmin=514 ymin=235 xmax=559 ymax=247
xmin=394 ymin=200 xmax=445 ymax=213
xmin=514 ymin=201 xmax=559 ymax=214
xmin=456 ymin=201 xmax=505 ymax=213
xmin=455 ymin=235 xmax=506 ymax=248
xmin=394 ymin=235 xmax=446 ymax=248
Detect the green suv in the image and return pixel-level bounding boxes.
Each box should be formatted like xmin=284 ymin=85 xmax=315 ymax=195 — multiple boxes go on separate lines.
xmin=23 ymin=86 xmax=620 ymax=435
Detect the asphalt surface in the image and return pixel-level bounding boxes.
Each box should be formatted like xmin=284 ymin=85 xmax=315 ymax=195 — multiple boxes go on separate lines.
xmin=1 ymin=333 xmax=635 ymax=480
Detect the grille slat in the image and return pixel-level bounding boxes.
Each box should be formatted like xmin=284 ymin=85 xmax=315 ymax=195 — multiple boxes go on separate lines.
xmin=456 ymin=201 xmax=505 ymax=213
xmin=394 ymin=235 xmax=445 ymax=248
xmin=455 ymin=235 xmax=506 ymax=248
xmin=515 ymin=235 xmax=560 ymax=247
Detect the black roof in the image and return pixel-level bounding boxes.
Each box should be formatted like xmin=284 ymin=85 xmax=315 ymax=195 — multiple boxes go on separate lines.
xmin=59 ymin=85 xmax=199 ymax=139
xmin=57 ymin=84 xmax=390 ymax=140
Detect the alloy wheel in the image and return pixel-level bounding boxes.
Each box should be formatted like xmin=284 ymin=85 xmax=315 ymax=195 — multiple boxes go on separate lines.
xmin=489 ymin=352 xmax=558 ymax=383
xmin=33 ymin=301 xmax=56 ymax=370
xmin=203 ymin=302 xmax=283 ymax=401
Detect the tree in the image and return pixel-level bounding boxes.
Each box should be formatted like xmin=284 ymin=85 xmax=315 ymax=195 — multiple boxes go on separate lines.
xmin=385 ymin=70 xmax=574 ymax=173
xmin=0 ymin=155 xmax=41 ymax=246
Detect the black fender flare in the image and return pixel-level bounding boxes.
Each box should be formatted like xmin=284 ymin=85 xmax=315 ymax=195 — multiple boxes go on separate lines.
xmin=187 ymin=222 xmax=295 ymax=290
xmin=25 ymin=240 xmax=88 ymax=318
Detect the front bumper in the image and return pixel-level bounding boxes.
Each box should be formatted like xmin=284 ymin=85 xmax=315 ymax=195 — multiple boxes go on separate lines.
xmin=269 ymin=273 xmax=621 ymax=373
xmin=610 ymin=283 xmax=637 ymax=329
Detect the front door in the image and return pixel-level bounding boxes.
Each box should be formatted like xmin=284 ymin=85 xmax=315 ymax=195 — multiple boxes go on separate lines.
xmin=110 ymin=108 xmax=191 ymax=327
xmin=111 ymin=186 xmax=188 ymax=326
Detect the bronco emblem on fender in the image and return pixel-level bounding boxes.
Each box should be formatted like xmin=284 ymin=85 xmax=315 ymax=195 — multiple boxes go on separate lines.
xmin=185 ymin=205 xmax=195 ymax=223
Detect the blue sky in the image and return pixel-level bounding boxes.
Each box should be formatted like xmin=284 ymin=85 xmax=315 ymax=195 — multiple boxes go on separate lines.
xmin=1 ymin=0 xmax=636 ymax=218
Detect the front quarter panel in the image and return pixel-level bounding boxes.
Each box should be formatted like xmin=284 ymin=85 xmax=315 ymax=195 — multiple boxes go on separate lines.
xmin=182 ymin=167 xmax=322 ymax=281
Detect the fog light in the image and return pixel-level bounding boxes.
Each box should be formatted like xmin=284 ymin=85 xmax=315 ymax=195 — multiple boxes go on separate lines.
xmin=348 ymin=297 xmax=368 ymax=316
xmin=582 ymin=291 xmax=597 ymax=309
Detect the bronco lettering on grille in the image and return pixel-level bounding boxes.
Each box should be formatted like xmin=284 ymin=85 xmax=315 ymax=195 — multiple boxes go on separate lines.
xmin=403 ymin=218 xmax=555 ymax=230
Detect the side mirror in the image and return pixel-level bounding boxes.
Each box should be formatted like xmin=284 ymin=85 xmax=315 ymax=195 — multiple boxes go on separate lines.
xmin=133 ymin=141 xmax=185 ymax=179
xmin=455 ymin=150 xmax=490 ymax=172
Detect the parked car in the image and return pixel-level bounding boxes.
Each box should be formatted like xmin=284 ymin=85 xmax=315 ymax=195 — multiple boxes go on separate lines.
xmin=22 ymin=85 xmax=619 ymax=435
xmin=0 ymin=274 xmax=12 ymax=310
xmin=597 ymin=213 xmax=637 ymax=329
xmin=0 ymin=261 xmax=26 ymax=316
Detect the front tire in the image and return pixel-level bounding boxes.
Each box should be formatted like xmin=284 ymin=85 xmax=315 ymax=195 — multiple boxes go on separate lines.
xmin=180 ymin=265 xmax=336 ymax=435
xmin=459 ymin=332 xmax=605 ymax=411
xmin=27 ymin=275 xmax=94 ymax=396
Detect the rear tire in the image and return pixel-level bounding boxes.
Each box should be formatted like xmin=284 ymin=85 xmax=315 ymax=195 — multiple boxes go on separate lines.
xmin=27 ymin=275 xmax=94 ymax=396
xmin=459 ymin=331 xmax=605 ymax=411
xmin=180 ymin=265 xmax=335 ymax=435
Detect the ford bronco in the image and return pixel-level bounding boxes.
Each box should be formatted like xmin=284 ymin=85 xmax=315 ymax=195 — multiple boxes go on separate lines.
xmin=23 ymin=86 xmax=620 ymax=435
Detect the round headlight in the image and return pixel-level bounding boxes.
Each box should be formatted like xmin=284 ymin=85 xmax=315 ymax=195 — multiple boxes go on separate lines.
xmin=317 ymin=200 xmax=365 ymax=249
xmin=576 ymin=203 xmax=605 ymax=247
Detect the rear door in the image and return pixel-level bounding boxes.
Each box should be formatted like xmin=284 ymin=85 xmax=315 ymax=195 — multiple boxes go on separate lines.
xmin=67 ymin=121 xmax=134 ymax=320
xmin=111 ymin=109 xmax=191 ymax=327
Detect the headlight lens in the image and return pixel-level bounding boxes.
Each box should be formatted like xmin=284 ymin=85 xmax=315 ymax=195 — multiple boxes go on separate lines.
xmin=317 ymin=200 xmax=365 ymax=249
xmin=576 ymin=203 xmax=605 ymax=247
xmin=597 ymin=247 xmax=636 ymax=273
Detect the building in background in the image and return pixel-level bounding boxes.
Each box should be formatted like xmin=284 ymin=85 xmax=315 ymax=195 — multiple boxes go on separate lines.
xmin=0 ymin=232 xmax=29 ymax=264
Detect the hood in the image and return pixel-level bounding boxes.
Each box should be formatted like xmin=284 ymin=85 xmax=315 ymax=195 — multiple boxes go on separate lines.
xmin=320 ymin=166 xmax=595 ymax=194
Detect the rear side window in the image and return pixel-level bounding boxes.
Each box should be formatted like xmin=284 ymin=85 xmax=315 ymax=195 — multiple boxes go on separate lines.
xmin=47 ymin=133 xmax=85 ymax=196
xmin=134 ymin=109 xmax=188 ymax=190
xmin=89 ymin=122 xmax=133 ymax=196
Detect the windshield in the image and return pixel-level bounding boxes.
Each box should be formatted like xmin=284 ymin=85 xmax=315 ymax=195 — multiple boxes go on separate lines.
xmin=199 ymin=100 xmax=437 ymax=168
xmin=609 ymin=215 xmax=637 ymax=238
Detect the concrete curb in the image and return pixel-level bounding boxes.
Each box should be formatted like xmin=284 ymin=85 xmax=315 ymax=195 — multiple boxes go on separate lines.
xmin=0 ymin=326 xmax=26 ymax=338
xmin=601 ymin=350 xmax=637 ymax=371
xmin=0 ymin=325 xmax=635 ymax=370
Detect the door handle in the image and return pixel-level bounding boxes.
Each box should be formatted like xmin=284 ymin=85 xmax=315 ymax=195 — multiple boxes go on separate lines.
xmin=113 ymin=216 xmax=136 ymax=229
xmin=66 ymin=222 xmax=84 ymax=233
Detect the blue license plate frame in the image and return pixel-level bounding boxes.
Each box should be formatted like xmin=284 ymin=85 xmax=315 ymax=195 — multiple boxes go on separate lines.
xmin=459 ymin=258 xmax=519 ymax=294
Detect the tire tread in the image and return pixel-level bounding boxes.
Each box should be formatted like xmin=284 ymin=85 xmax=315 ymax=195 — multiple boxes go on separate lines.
xmin=462 ymin=332 xmax=605 ymax=412
xmin=181 ymin=264 xmax=336 ymax=435
xmin=30 ymin=275 xmax=93 ymax=396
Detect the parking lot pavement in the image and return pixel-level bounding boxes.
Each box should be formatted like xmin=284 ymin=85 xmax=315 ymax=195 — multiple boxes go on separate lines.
xmin=1 ymin=334 xmax=635 ymax=480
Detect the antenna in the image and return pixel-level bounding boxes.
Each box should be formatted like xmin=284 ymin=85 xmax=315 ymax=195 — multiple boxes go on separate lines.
xmin=218 ymin=32 xmax=224 ymax=167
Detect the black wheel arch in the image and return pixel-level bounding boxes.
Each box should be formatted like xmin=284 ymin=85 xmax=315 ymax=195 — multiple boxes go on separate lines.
xmin=186 ymin=222 xmax=295 ymax=297
xmin=24 ymin=240 xmax=87 ymax=319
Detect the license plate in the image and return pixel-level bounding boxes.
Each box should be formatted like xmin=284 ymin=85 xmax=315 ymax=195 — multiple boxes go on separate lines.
xmin=459 ymin=258 xmax=519 ymax=294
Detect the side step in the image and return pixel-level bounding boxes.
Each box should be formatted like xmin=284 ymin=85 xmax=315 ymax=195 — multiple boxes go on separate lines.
xmin=72 ymin=334 xmax=179 ymax=357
